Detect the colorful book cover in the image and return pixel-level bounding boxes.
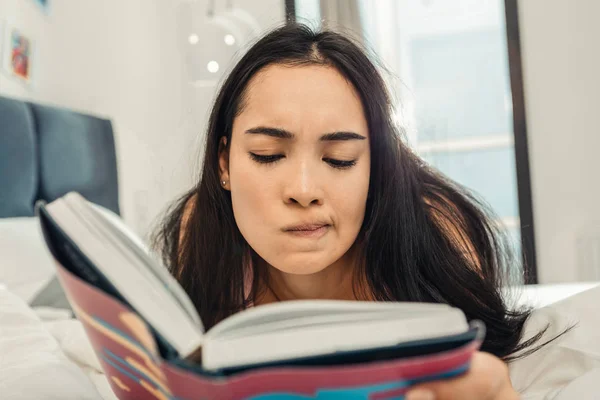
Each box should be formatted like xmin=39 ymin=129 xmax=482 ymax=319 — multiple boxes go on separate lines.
xmin=54 ymin=262 xmax=481 ymax=400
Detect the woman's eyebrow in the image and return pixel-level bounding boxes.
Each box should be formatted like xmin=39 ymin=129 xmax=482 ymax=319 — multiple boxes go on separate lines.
xmin=319 ymin=132 xmax=366 ymax=141
xmin=245 ymin=126 xmax=366 ymax=141
xmin=245 ymin=127 xmax=293 ymax=139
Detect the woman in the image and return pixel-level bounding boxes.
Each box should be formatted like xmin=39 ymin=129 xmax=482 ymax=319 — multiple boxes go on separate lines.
xmin=155 ymin=23 xmax=545 ymax=399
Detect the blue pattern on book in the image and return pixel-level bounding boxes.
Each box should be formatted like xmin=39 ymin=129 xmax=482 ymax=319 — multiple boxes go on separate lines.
xmin=103 ymin=349 xmax=179 ymax=399
xmin=247 ymin=364 xmax=468 ymax=399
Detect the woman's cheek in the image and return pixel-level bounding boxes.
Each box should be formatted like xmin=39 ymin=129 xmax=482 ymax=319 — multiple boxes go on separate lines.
xmin=231 ymin=159 xmax=279 ymax=239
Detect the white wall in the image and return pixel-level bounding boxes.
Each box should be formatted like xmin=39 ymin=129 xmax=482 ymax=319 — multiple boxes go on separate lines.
xmin=0 ymin=0 xmax=284 ymax=237
xmin=518 ymin=0 xmax=600 ymax=282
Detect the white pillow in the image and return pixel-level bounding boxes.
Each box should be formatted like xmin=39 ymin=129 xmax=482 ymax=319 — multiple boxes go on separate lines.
xmin=0 ymin=217 xmax=56 ymax=303
xmin=0 ymin=285 xmax=103 ymax=399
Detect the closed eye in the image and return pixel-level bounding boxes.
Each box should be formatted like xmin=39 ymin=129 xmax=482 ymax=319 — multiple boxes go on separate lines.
xmin=323 ymin=158 xmax=357 ymax=169
xmin=249 ymin=153 xmax=357 ymax=169
xmin=249 ymin=153 xmax=284 ymax=164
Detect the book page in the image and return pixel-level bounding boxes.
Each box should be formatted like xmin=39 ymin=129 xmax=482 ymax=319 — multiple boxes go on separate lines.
xmin=86 ymin=202 xmax=202 ymax=329
xmin=208 ymin=300 xmax=452 ymax=338
xmin=46 ymin=193 xmax=204 ymax=355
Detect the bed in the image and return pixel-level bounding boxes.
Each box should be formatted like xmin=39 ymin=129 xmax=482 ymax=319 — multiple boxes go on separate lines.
xmin=0 ymin=94 xmax=120 ymax=399
xmin=1 ymin=94 xmax=600 ymax=399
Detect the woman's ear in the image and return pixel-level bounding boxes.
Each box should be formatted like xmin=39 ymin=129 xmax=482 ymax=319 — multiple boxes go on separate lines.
xmin=218 ymin=136 xmax=230 ymax=190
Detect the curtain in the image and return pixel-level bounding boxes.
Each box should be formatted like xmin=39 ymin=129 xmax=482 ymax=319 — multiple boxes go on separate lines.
xmin=319 ymin=0 xmax=364 ymax=42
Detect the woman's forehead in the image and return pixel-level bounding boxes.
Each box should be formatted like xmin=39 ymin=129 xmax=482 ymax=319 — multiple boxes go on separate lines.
xmin=235 ymin=64 xmax=368 ymax=137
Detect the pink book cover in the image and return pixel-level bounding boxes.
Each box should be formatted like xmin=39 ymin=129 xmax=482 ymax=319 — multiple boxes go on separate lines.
xmin=54 ymin=261 xmax=481 ymax=400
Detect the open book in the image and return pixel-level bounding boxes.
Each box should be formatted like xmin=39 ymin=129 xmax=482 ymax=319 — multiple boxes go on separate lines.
xmin=37 ymin=193 xmax=482 ymax=381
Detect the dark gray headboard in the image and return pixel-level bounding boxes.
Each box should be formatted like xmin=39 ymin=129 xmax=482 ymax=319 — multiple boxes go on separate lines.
xmin=0 ymin=95 xmax=120 ymax=217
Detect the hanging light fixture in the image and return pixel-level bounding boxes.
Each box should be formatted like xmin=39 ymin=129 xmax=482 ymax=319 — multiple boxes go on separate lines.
xmin=221 ymin=0 xmax=261 ymax=45
xmin=178 ymin=0 xmax=261 ymax=87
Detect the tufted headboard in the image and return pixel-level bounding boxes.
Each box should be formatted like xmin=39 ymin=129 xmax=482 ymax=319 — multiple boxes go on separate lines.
xmin=0 ymin=95 xmax=120 ymax=217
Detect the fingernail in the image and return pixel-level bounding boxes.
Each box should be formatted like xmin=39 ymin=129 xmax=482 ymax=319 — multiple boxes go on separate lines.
xmin=406 ymin=389 xmax=436 ymax=400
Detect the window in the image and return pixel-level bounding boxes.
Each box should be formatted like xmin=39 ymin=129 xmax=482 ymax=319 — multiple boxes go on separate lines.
xmin=360 ymin=0 xmax=528 ymax=273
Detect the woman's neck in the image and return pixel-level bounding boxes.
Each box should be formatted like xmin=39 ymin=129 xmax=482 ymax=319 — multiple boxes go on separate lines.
xmin=254 ymin=247 xmax=362 ymax=305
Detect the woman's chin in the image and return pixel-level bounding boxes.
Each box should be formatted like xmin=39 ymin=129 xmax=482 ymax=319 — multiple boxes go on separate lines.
xmin=274 ymin=265 xmax=328 ymax=275
xmin=268 ymin=253 xmax=340 ymax=275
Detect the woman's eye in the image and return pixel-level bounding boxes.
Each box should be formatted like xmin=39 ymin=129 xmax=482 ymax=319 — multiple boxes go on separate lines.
xmin=249 ymin=153 xmax=284 ymax=164
xmin=324 ymin=158 xmax=357 ymax=169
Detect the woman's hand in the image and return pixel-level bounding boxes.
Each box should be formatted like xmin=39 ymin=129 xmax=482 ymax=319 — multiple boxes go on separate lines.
xmin=406 ymin=352 xmax=519 ymax=400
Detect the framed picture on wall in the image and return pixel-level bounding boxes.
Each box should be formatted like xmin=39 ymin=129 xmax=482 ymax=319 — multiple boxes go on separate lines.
xmin=1 ymin=24 xmax=34 ymax=85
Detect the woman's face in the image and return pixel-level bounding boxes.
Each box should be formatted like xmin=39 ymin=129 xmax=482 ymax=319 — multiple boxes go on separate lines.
xmin=220 ymin=64 xmax=370 ymax=275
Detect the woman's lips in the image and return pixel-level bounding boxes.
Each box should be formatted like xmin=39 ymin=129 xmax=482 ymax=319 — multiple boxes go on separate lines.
xmin=284 ymin=224 xmax=330 ymax=238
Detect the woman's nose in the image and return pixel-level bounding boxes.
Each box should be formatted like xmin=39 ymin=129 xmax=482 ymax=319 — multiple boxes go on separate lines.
xmin=283 ymin=161 xmax=324 ymax=207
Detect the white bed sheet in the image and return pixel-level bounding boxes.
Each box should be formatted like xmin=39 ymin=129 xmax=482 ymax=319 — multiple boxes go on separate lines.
xmin=0 ymin=284 xmax=116 ymax=400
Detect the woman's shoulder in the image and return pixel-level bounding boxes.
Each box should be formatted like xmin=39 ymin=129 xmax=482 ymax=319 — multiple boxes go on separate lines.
xmin=182 ymin=193 xmax=197 ymax=220
xmin=179 ymin=193 xmax=198 ymax=244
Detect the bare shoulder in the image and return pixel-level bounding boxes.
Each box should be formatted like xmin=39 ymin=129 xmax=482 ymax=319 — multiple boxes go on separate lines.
xmin=179 ymin=193 xmax=198 ymax=244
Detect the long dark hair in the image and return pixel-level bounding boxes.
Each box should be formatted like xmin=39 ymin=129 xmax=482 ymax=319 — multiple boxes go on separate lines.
xmin=154 ymin=23 xmax=550 ymax=359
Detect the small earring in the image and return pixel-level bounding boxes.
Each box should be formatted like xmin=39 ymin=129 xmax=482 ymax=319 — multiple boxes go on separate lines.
xmin=221 ymin=180 xmax=227 ymax=186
